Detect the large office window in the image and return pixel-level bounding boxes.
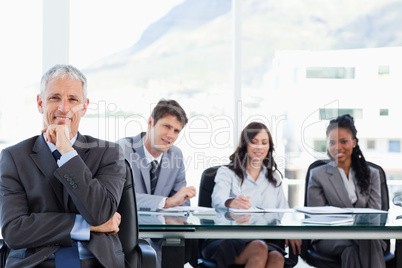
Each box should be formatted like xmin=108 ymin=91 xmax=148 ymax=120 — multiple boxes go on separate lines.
xmin=306 ymin=67 xmax=355 ymax=79
xmin=389 ymin=141 xmax=401 ymax=153
xmin=2 ymin=0 xmax=402 ymax=208
xmin=69 ymin=0 xmax=233 ymax=189
xmin=0 ymin=1 xmax=43 ymax=148
xmin=241 ymin=0 xmax=402 ymax=206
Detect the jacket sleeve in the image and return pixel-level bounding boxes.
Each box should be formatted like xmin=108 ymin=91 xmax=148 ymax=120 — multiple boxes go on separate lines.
xmin=54 ymin=143 xmax=125 ymax=226
xmin=307 ymin=168 xmax=328 ymax=207
xmin=168 ymin=151 xmax=189 ymax=206
xmin=0 ymin=144 xmax=125 ymax=249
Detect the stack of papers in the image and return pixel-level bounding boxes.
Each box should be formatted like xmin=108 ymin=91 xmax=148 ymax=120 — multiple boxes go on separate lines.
xmin=229 ymin=207 xmax=294 ymax=213
xmin=157 ymin=206 xmax=216 ymax=216
xmin=295 ymin=206 xmax=388 ymax=214
xmin=301 ymin=215 xmax=354 ymax=225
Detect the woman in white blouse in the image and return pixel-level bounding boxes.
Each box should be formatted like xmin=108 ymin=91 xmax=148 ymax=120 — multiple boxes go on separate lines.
xmin=201 ymin=122 xmax=301 ymax=268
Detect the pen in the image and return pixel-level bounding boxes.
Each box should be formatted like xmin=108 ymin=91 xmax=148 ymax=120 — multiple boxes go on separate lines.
xmin=233 ymin=184 xmax=261 ymax=209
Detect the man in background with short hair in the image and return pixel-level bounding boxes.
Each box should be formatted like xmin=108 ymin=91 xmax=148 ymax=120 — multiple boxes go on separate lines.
xmin=118 ymin=99 xmax=197 ymax=267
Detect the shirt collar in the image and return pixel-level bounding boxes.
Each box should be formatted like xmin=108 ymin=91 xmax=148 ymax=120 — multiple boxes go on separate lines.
xmin=142 ymin=138 xmax=163 ymax=164
xmin=243 ymin=166 xmax=268 ymax=181
xmin=44 ymin=133 xmax=78 ymax=152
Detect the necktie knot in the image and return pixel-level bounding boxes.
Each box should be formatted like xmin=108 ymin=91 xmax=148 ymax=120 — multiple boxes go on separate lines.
xmin=150 ymin=160 xmax=158 ymax=173
xmin=52 ymin=150 xmax=62 ymax=161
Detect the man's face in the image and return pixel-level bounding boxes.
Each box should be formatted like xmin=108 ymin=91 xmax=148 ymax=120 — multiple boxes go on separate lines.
xmin=148 ymin=115 xmax=183 ymax=154
xmin=37 ymin=77 xmax=89 ymax=138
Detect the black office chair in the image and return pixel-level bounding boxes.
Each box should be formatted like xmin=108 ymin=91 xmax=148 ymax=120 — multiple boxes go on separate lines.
xmin=197 ymin=166 xmax=298 ymax=268
xmin=0 ymin=240 xmax=9 ymax=268
xmin=118 ymin=159 xmax=157 ymax=268
xmin=298 ymin=159 xmax=395 ymax=268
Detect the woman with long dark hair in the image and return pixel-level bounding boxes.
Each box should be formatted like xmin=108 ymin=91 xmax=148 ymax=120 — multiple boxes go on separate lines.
xmin=307 ymin=114 xmax=385 ymax=268
xmin=202 ymin=122 xmax=301 ymax=268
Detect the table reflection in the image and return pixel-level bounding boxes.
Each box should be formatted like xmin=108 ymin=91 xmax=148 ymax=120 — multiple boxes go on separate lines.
xmin=138 ymin=208 xmax=400 ymax=228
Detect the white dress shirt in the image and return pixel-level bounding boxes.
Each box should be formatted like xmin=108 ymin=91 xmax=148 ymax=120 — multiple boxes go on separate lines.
xmin=338 ymin=167 xmax=358 ymax=204
xmin=211 ymin=165 xmax=289 ymax=210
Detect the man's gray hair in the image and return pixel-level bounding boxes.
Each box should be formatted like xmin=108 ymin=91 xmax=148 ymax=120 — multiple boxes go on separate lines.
xmin=40 ymin=64 xmax=87 ymax=100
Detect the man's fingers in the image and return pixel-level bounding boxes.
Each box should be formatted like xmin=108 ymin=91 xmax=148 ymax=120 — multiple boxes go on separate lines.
xmin=182 ymin=186 xmax=196 ymax=199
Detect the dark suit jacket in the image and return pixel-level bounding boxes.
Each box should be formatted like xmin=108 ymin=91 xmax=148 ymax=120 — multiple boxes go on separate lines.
xmin=118 ymin=132 xmax=189 ymax=211
xmin=0 ymin=133 xmax=126 ymax=268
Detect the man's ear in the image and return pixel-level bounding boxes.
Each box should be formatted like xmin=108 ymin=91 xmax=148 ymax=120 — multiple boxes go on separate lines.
xmin=80 ymin=98 xmax=90 ymax=116
xmin=37 ymin=94 xmax=44 ymax=114
xmin=148 ymin=116 xmax=154 ymax=129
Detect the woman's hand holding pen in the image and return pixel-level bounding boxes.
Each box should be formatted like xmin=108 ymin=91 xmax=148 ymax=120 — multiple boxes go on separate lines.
xmin=226 ymin=195 xmax=252 ymax=209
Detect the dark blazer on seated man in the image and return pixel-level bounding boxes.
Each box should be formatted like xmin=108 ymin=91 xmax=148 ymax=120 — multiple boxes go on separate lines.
xmin=0 ymin=64 xmax=126 ymax=268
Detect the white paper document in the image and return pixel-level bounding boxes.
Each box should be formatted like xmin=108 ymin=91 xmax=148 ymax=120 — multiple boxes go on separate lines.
xmin=301 ymin=215 xmax=354 ymax=225
xmin=295 ymin=206 xmax=388 ymax=214
xmin=157 ymin=206 xmax=216 ymax=215
xmin=229 ymin=207 xmax=294 ymax=213
xmin=138 ymin=211 xmax=189 ymax=217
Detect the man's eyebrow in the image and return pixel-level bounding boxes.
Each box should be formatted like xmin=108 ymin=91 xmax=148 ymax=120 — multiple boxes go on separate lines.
xmin=46 ymin=93 xmax=61 ymax=99
xmin=67 ymin=94 xmax=81 ymax=99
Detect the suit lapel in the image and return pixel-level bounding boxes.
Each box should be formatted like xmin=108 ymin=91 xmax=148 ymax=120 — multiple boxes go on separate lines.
xmin=326 ymin=162 xmax=354 ymax=207
xmin=73 ymin=133 xmax=90 ymax=162
xmin=132 ymin=137 xmax=152 ymax=194
xmin=30 ymin=135 xmax=64 ymax=208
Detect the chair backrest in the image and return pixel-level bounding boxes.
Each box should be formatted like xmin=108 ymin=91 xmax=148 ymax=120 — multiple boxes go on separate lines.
xmin=0 ymin=240 xmax=9 ymax=268
xmin=304 ymin=160 xmax=329 ymax=206
xmin=117 ymin=159 xmax=140 ymax=266
xmin=198 ymin=166 xmax=221 ymax=208
xmin=367 ymin=161 xmax=389 ymax=211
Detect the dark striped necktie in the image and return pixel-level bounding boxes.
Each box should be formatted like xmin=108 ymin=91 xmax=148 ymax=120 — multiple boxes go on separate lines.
xmin=150 ymin=160 xmax=159 ymax=194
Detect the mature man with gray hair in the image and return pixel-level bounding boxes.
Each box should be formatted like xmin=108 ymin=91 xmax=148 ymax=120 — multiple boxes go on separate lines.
xmin=0 ymin=64 xmax=126 ymax=267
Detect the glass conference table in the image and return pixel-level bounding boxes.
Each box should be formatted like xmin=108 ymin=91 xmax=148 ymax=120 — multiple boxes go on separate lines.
xmin=138 ymin=207 xmax=402 ymax=267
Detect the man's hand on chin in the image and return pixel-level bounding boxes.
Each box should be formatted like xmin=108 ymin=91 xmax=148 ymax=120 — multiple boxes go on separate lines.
xmin=42 ymin=124 xmax=74 ymax=155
